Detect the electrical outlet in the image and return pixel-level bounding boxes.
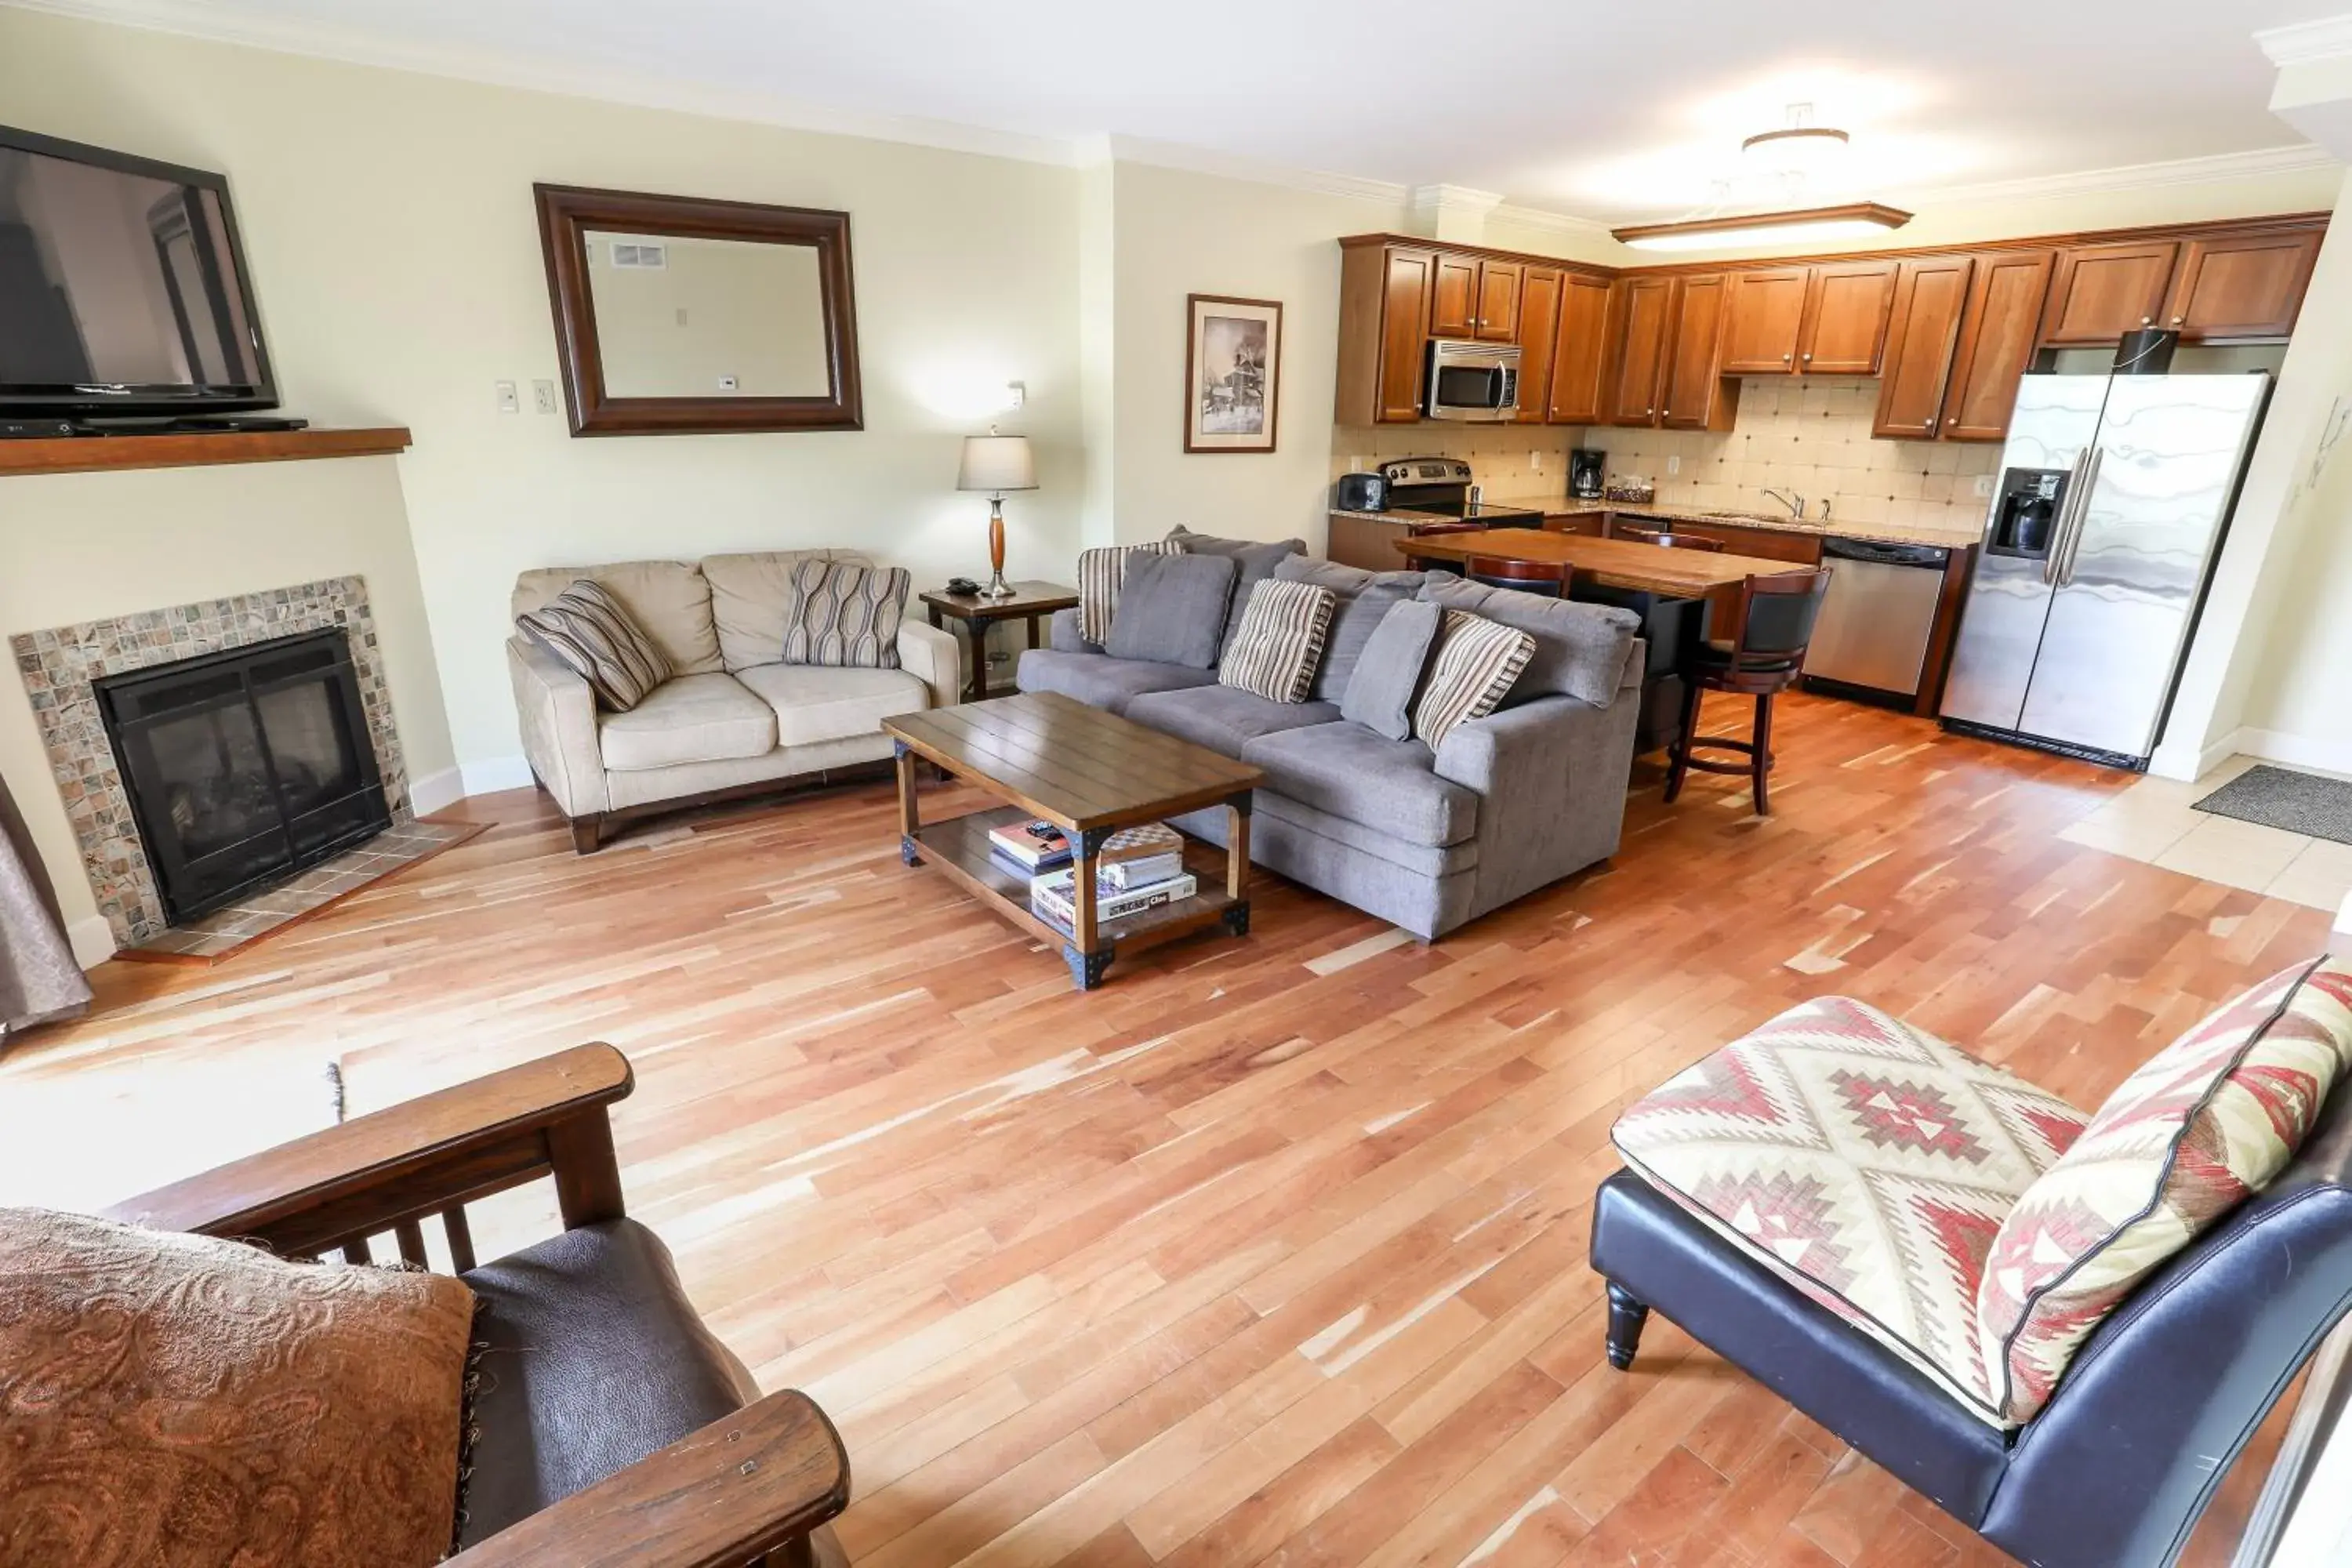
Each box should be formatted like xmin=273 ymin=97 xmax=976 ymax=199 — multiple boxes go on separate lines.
xmin=1973 ymin=474 xmax=1995 ymax=499
xmin=717 ymin=375 xmax=739 ymax=392
xmin=1529 ymin=450 xmax=1543 ymax=473
xmin=1666 ymin=455 xmax=1681 ymax=476
xmin=532 ymin=379 xmax=558 ymax=416
xmin=1006 ymin=381 xmax=1026 ymax=410
xmin=495 ymin=379 xmax=519 ymax=414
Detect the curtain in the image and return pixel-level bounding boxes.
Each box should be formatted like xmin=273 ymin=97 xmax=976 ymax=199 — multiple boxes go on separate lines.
xmin=0 ymin=770 xmax=92 ymax=1042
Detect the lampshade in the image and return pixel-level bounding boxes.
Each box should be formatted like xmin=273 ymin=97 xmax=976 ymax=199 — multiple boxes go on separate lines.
xmin=957 ymin=434 xmax=1037 ymax=494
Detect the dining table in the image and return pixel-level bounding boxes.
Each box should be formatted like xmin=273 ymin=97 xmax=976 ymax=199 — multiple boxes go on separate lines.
xmin=1395 ymin=527 xmax=1817 ymax=757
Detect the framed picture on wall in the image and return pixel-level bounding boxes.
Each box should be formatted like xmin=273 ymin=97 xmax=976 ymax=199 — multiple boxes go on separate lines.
xmin=1184 ymin=294 xmax=1282 ymax=454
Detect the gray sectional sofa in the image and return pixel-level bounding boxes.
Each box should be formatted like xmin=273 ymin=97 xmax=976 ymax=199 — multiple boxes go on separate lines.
xmin=1016 ymin=551 xmax=1646 ymax=940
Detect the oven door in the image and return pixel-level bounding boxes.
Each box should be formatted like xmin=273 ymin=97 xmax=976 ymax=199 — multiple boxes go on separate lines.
xmin=1425 ymin=340 xmax=1520 ymax=422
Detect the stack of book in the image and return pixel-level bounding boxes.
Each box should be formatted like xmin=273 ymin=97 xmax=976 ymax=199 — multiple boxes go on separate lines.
xmin=1021 ymin=822 xmax=1196 ymax=933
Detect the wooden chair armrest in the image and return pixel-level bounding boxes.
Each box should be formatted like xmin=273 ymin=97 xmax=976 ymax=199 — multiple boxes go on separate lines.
xmin=447 ymin=1390 xmax=849 ymax=1568
xmin=103 ymin=1044 xmax=633 ymax=1255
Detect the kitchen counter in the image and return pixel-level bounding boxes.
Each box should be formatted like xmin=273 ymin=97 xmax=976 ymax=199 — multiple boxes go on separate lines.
xmin=1330 ymin=498 xmax=1979 ymax=552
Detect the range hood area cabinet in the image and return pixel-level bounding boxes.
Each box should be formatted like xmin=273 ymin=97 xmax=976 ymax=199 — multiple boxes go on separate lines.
xmin=1334 ymin=213 xmax=2324 ymax=432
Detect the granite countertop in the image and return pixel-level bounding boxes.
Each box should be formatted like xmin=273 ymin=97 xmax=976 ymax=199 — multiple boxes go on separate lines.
xmin=1330 ymin=495 xmax=1981 ymax=552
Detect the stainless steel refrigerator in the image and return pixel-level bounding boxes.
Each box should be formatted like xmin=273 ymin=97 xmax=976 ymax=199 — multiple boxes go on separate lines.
xmin=1940 ymin=372 xmax=2269 ymax=768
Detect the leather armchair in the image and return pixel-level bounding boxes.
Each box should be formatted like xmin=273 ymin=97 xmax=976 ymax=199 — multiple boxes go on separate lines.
xmin=107 ymin=1045 xmax=851 ymax=1568
xmin=1589 ymin=1073 xmax=2352 ymax=1568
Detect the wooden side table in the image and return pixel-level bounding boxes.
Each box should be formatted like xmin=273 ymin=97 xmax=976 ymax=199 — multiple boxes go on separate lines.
xmin=918 ymin=581 xmax=1079 ymax=703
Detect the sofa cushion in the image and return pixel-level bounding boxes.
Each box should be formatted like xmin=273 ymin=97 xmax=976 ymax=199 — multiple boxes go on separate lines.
xmin=1976 ymin=953 xmax=2352 ymax=1425
xmin=1015 ymin=648 xmax=1218 ymax=715
xmin=1 ymin=1206 xmax=477 ymax=1568
xmin=781 ymin=558 xmax=912 ymax=670
xmin=736 ymin=662 xmax=931 ymax=748
xmin=1418 ymin=576 xmax=1639 ymax=708
xmin=517 ymin=579 xmax=673 ymax=713
xmin=1127 ymin=684 xmax=1341 ymax=760
xmin=1167 ymin=526 xmax=1306 ymax=659
xmin=514 ymin=560 xmax=724 ymax=677
xmin=701 ymin=550 xmax=869 ymax=671
xmin=1610 ymin=996 xmax=2091 ymax=1426
xmin=1218 ymin=579 xmax=1335 ymax=704
xmin=597 ymin=672 xmax=778 ymax=771
xmin=1106 ymin=552 xmax=1236 ymax=669
xmin=1240 ymin=721 xmax=1478 ymax=848
xmin=1413 ymin=611 xmax=1537 ymax=750
xmin=1078 ymin=539 xmax=1183 ymax=645
xmin=1276 ymin=556 xmax=1427 ymax=703
xmin=457 ymin=1218 xmax=759 ymax=1548
xmin=1341 ymin=597 xmax=1443 ymax=742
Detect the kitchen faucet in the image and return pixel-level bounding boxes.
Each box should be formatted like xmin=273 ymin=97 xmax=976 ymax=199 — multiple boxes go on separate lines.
xmin=1759 ymin=487 xmax=1806 ymax=520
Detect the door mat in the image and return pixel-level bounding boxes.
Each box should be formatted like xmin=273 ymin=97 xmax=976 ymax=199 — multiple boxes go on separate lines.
xmin=2193 ymin=765 xmax=2352 ymax=846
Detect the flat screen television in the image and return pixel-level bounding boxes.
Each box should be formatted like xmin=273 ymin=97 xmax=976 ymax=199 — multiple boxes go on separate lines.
xmin=0 ymin=125 xmax=277 ymax=419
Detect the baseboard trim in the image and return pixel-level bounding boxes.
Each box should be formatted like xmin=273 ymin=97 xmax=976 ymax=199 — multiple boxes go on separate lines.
xmin=2234 ymin=728 xmax=2352 ymax=782
xmin=2149 ymin=726 xmax=2248 ymax=782
xmin=68 ymin=913 xmax=117 ymax=971
xmin=459 ymin=755 xmax=535 ymax=797
xmin=408 ymin=765 xmax=466 ymax=815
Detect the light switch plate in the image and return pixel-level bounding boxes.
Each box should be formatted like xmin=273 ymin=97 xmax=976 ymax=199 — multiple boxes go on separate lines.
xmin=1973 ymin=474 xmax=1995 ymax=498
xmin=495 ymin=379 xmax=519 ymax=414
xmin=1666 ymin=455 xmax=1681 ymax=476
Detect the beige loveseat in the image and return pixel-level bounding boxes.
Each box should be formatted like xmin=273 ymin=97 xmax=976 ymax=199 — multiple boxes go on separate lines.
xmin=508 ymin=552 xmax=957 ymax=851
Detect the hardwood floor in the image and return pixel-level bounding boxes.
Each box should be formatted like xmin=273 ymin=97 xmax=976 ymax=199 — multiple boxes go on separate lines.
xmin=1 ymin=691 xmax=2328 ymax=1566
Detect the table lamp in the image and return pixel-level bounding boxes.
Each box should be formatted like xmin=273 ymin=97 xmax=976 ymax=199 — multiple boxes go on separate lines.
xmin=956 ymin=429 xmax=1037 ymax=599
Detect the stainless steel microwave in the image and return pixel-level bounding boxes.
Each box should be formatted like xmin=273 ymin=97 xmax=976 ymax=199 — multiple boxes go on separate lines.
xmin=1424 ymin=339 xmax=1520 ymax=421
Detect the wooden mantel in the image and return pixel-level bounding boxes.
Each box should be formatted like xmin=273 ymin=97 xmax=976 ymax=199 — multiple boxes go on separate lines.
xmin=0 ymin=426 xmax=412 ymax=477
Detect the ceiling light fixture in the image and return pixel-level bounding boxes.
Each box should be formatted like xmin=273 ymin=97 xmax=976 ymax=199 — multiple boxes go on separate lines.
xmin=1612 ymin=201 xmax=1913 ymax=252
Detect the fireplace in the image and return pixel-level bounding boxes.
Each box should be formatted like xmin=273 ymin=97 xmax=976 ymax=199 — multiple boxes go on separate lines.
xmin=94 ymin=629 xmax=392 ymax=925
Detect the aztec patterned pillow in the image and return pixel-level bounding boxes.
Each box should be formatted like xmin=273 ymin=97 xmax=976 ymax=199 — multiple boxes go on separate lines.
xmin=779 ymin=558 xmax=911 ymax=670
xmin=516 ymin=578 xmax=672 ymax=712
xmin=1411 ymin=610 xmax=1534 ymax=750
xmin=1976 ymin=953 xmax=2352 ymax=1425
xmin=1076 ymin=539 xmax=1183 ymax=646
xmin=1611 ymin=995 xmax=2089 ymax=1423
xmin=1218 ymin=579 xmax=1336 ymax=704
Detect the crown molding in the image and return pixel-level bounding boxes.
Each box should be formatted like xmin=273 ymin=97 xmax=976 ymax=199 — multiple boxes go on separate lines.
xmin=1409 ymin=183 xmax=1505 ymax=216
xmin=2258 ymin=16 xmax=2352 ymax=67
xmin=1096 ymin=135 xmax=1410 ymax=208
xmin=1486 ymin=203 xmax=1617 ymax=241
xmin=1882 ymin=143 xmax=2338 ymax=208
xmin=0 ymin=0 xmax=1083 ymax=167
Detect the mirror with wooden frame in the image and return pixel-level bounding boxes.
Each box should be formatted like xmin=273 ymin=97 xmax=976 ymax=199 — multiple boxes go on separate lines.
xmin=534 ymin=183 xmax=862 ymax=436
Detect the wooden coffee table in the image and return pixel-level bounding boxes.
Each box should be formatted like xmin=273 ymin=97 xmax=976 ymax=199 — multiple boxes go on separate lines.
xmin=884 ymin=691 xmax=1261 ymax=989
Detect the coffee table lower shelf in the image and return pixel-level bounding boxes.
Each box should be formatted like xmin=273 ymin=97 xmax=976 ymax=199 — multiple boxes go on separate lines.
xmin=905 ymin=805 xmax=1249 ymax=989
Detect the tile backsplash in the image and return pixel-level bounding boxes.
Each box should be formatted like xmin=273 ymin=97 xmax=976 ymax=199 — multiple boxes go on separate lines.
xmin=1332 ymin=377 xmax=2002 ymax=535
xmin=1576 ymin=378 xmax=2002 ymax=533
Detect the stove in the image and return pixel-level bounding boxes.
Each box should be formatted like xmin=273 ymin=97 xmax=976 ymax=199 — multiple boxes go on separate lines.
xmin=1377 ymin=457 xmax=1542 ymax=524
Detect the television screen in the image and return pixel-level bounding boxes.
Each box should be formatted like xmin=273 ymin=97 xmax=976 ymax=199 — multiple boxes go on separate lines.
xmin=0 ymin=126 xmax=275 ymax=416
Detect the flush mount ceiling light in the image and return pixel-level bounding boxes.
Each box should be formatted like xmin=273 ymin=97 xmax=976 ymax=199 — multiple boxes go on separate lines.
xmin=1612 ymin=201 xmax=1913 ymax=252
xmin=1613 ymin=104 xmax=1909 ymax=252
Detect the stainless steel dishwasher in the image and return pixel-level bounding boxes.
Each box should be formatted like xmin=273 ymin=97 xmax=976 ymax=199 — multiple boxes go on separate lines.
xmin=1800 ymin=539 xmax=1952 ymax=702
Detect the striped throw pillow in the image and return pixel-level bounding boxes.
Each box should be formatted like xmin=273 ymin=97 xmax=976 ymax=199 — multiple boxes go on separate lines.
xmin=1077 ymin=540 xmax=1183 ymax=646
xmin=1410 ymin=611 xmax=1535 ymax=750
xmin=780 ymin=559 xmax=911 ymax=669
xmin=516 ymin=579 xmax=672 ymax=712
xmin=1218 ymin=579 xmax=1336 ymax=704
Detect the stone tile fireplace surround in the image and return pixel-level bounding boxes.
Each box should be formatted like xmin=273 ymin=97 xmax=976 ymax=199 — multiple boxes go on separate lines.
xmin=10 ymin=576 xmax=412 ymax=946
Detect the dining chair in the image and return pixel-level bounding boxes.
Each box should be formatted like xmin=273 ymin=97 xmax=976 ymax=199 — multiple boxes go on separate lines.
xmin=1618 ymin=526 xmax=1726 ymax=552
xmin=1664 ymin=567 xmax=1832 ymax=815
xmin=1464 ymin=554 xmax=1567 ymax=597
xmin=1401 ymin=520 xmax=1488 ymax=572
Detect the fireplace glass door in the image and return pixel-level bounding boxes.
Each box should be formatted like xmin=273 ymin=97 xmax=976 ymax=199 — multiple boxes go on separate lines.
xmin=96 ymin=630 xmax=390 ymax=924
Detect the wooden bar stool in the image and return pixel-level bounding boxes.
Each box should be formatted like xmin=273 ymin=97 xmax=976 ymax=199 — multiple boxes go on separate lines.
xmin=1401 ymin=520 xmax=1487 ymax=572
xmin=1664 ymin=568 xmax=1832 ymax=815
xmin=1618 ymin=526 xmax=1726 ymax=552
xmin=1465 ymin=554 xmax=1567 ymax=597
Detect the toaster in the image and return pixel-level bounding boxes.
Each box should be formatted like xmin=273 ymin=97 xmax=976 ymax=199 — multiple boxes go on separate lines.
xmin=1334 ymin=472 xmax=1388 ymax=512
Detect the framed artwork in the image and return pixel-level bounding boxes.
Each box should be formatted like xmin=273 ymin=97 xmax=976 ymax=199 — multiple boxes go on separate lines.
xmin=1184 ymin=293 xmax=1282 ymax=453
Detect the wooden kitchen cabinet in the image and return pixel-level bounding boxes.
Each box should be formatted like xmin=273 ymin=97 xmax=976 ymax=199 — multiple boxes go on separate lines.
xmin=1476 ymin=260 xmax=1523 ymax=341
xmin=1799 ymin=259 xmax=1900 ymax=373
xmin=1872 ymin=256 xmax=1975 ymax=439
xmin=1513 ymin=267 xmax=1563 ymax=424
xmin=1720 ymin=267 xmax=1811 ymax=372
xmin=1661 ymin=275 xmax=1737 ymax=431
xmin=2038 ymin=239 xmax=2179 ymax=346
xmin=1546 ymin=273 xmax=1614 ymax=424
xmin=1334 ymin=242 xmax=1436 ymax=425
xmin=1940 ymin=249 xmax=2055 ymax=441
xmin=2161 ymin=227 xmax=2322 ymax=341
xmin=1606 ymin=277 xmax=1675 ymax=426
xmin=1431 ymin=253 xmax=1479 ymax=336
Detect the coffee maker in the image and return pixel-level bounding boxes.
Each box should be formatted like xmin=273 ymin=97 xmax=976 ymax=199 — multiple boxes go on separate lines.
xmin=1569 ymin=448 xmax=1605 ymax=499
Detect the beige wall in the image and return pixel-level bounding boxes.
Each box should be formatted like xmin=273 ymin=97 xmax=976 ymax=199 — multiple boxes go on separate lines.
xmin=0 ymin=457 xmax=455 ymax=957
xmin=0 ymin=5 xmax=1083 ymax=778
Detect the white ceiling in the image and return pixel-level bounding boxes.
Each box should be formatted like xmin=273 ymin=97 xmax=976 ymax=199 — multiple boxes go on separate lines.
xmin=27 ymin=0 xmax=2350 ymax=218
